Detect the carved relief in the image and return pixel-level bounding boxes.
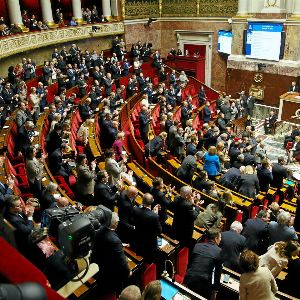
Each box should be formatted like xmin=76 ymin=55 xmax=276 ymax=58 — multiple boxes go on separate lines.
xmin=125 ymin=0 xmax=160 ymax=19
xmin=199 ymin=0 xmax=238 ymax=17
xmin=162 ymin=0 xmax=197 ymax=16
xmin=0 ymin=23 xmax=124 ymax=59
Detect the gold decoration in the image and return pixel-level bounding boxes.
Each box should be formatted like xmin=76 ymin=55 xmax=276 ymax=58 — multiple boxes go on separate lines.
xmin=254 ymin=73 xmax=263 ymax=83
xmin=0 ymin=23 xmax=124 ymax=59
xmin=124 ymin=0 xmax=238 ymax=18
xmin=249 ymin=84 xmax=265 ymax=100
xmin=162 ymin=0 xmax=197 ymax=17
xmin=125 ymin=0 xmax=159 ymax=19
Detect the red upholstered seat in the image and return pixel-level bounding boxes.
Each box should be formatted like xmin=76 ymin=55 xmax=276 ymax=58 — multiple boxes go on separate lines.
xmin=251 ymin=206 xmax=259 ymax=219
xmin=142 ymin=263 xmax=157 ymax=289
xmin=68 ymin=175 xmax=77 ymax=187
xmin=235 ymin=210 xmax=243 ymax=223
xmin=0 ymin=237 xmax=64 ymax=300
xmin=174 ymin=247 xmax=189 ymax=284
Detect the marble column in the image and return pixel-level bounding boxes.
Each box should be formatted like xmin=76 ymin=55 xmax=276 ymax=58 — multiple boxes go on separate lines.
xmin=72 ymin=0 xmax=84 ymax=24
xmin=292 ymin=0 xmax=300 ymax=15
xmin=237 ymin=0 xmax=248 ymax=16
xmin=102 ymin=0 xmax=112 ymax=19
xmin=286 ymin=0 xmax=295 ymax=13
xmin=7 ymin=0 xmax=25 ymax=29
xmin=40 ymin=0 xmax=56 ymax=28
xmin=111 ymin=0 xmax=119 ymax=17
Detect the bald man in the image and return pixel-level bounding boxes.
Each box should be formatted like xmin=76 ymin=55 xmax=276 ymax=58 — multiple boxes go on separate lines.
xmin=117 ymin=186 xmax=138 ymax=243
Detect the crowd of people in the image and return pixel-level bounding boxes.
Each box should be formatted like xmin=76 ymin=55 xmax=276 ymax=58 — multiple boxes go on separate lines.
xmin=0 ymin=35 xmax=300 ymax=300
xmin=0 ymin=4 xmax=111 ymax=37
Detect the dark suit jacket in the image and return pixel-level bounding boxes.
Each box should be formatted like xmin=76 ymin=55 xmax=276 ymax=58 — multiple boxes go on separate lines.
xmin=242 ymin=217 xmax=268 ymax=254
xmin=5 ymin=212 xmax=33 ymax=252
xmin=93 ymin=228 xmax=130 ymax=288
xmin=171 ymin=196 xmax=199 ymax=244
xmin=184 ymin=241 xmax=222 ymax=293
xmin=145 ymin=136 xmax=163 ymax=156
xmin=48 ymin=148 xmax=64 ymax=175
xmin=176 ymin=155 xmax=197 ymax=183
xmin=257 ymin=166 xmax=273 ymax=192
xmin=94 ymin=182 xmax=117 ymax=211
xmin=238 ymin=174 xmax=260 ymax=199
xmin=220 ymin=230 xmax=246 ymax=271
xmin=181 ymin=106 xmax=190 ymax=127
xmin=0 ymin=184 xmax=13 ymax=208
xmin=117 ymin=191 xmax=135 ymax=242
xmin=267 ymin=221 xmax=298 ymax=246
xmin=139 ymin=112 xmax=150 ymax=134
xmin=46 ymin=130 xmax=62 ymax=154
xmin=271 ymin=163 xmax=287 ymax=189
xmin=186 ymin=142 xmax=197 ymax=156
xmin=288 ymin=85 xmax=300 ymax=92
xmin=133 ymin=206 xmax=162 ymax=262
xmin=150 ymin=187 xmax=170 ymax=224
xmin=79 ymin=104 xmax=91 ymax=122
xmin=203 ymin=106 xmax=211 ymax=123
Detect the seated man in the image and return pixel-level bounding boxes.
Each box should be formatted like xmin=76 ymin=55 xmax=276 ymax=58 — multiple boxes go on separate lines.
xmin=264 ymin=111 xmax=277 ymax=134
xmin=4 ymin=195 xmax=34 ymax=254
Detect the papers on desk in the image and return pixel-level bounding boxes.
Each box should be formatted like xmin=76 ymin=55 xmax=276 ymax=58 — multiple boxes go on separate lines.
xmin=159 ymin=237 xmax=168 ymax=249
xmin=292 ymin=172 xmax=300 ymax=181
xmin=295 ymin=96 xmax=300 ymax=99
xmin=34 ymin=131 xmax=39 ymax=136
xmin=3 ymin=126 xmax=9 ymax=129
xmin=53 ymin=193 xmax=61 ymax=199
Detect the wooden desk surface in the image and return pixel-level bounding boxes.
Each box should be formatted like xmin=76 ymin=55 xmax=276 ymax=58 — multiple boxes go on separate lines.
xmin=280 ymin=92 xmax=300 ymax=100
xmin=168 ymin=158 xmax=252 ymax=209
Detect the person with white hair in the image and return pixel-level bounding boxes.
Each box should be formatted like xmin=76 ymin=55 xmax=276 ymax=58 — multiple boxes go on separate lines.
xmin=220 ymin=221 xmax=246 ymax=272
xmin=267 ymin=211 xmax=298 ymax=246
xmin=92 ymin=211 xmax=131 ymax=294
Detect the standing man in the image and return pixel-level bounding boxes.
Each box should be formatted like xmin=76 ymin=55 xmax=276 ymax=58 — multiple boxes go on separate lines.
xmin=93 ymin=212 xmax=131 ymax=295
xmin=220 ymin=221 xmax=246 ymax=272
xmin=139 ymin=106 xmax=151 ymax=145
xmin=132 ymin=193 xmax=162 ymax=262
xmin=288 ymin=81 xmax=299 ymax=93
xmin=184 ymin=229 xmax=223 ymax=300
xmin=171 ymin=186 xmax=200 ymax=248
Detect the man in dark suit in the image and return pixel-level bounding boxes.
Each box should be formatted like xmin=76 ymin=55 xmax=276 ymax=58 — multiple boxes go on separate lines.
xmin=176 ymin=152 xmax=202 ymax=184
xmin=246 ymin=94 xmax=255 ymax=117
xmin=4 ymin=195 xmax=34 ymax=254
xmin=217 ymin=112 xmax=227 ymax=132
xmin=144 ymin=132 xmax=167 ymax=158
xmin=184 ymin=229 xmax=223 ymax=300
xmin=243 ymin=145 xmax=256 ymax=166
xmin=181 ymin=101 xmax=191 ymax=129
xmin=242 ymin=210 xmax=269 ymax=254
xmin=186 ymin=136 xmax=198 ymax=156
xmin=150 ymin=177 xmax=171 ymax=227
xmin=174 ymin=127 xmax=185 ymax=161
xmin=137 ymin=73 xmax=147 ymax=92
xmin=203 ymin=101 xmax=211 ymax=123
xmin=272 ymin=157 xmax=288 ymax=189
xmin=94 ymin=170 xmax=120 ymax=211
xmin=46 ymin=123 xmax=63 ymax=154
xmin=132 ymin=193 xmax=162 ymax=262
xmin=267 ymin=211 xmax=298 ymax=246
xmin=104 ymin=73 xmax=114 ymax=97
xmin=139 ymin=106 xmax=151 ymax=145
xmin=0 ymin=171 xmax=14 ymax=208
xmin=47 ymin=143 xmax=70 ymax=184
xmin=79 ymin=98 xmax=93 ymax=122
xmin=117 ymin=186 xmax=138 ymax=243
xmin=93 ymin=212 xmax=131 ymax=294
xmin=288 ymin=81 xmax=299 ymax=93
xmin=171 ymin=186 xmax=200 ymax=248
xmin=264 ymin=110 xmax=277 ymax=134
xmin=220 ymin=221 xmax=246 ymax=272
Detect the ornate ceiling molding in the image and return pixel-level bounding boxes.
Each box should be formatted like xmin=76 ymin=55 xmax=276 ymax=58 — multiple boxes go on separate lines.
xmin=0 ymin=23 xmax=124 ymax=59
